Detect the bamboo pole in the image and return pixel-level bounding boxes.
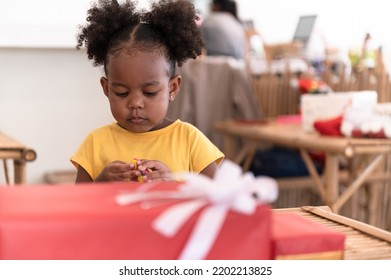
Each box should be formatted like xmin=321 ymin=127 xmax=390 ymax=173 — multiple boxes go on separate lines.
xmin=299 ymin=149 xmax=326 ymax=201
xmin=332 ymin=154 xmax=384 ymax=212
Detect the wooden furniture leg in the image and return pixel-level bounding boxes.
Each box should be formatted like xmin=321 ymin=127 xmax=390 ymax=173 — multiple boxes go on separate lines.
xmin=13 ymin=159 xmax=26 ymax=184
xmin=324 ymin=153 xmax=340 ymax=211
xmin=299 ymin=149 xmax=326 ymax=201
xmin=332 ymin=154 xmax=384 ymax=213
xmin=3 ymin=159 xmax=10 ymax=185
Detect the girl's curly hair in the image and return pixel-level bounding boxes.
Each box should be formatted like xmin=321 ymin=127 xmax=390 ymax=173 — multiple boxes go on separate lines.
xmin=76 ymin=0 xmax=204 ymax=75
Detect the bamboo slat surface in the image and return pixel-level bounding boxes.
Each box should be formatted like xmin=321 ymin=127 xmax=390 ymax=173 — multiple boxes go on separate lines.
xmin=275 ymin=206 xmax=391 ymax=260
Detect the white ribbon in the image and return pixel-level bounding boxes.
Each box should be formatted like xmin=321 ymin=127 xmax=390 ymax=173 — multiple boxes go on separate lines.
xmin=115 ymin=159 xmax=278 ymax=260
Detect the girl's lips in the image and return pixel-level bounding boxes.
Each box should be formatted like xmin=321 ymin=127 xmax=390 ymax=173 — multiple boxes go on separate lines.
xmin=128 ymin=116 xmax=146 ymax=124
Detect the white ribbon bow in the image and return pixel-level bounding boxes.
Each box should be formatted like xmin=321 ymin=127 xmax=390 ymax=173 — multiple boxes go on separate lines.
xmin=115 ymin=159 xmax=278 ymax=260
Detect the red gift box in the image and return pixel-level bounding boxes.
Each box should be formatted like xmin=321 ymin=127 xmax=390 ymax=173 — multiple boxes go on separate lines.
xmin=0 ymin=182 xmax=271 ymax=260
xmin=271 ymin=212 xmax=345 ymax=259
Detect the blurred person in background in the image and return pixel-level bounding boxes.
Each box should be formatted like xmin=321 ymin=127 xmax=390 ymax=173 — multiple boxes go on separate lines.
xmin=200 ymin=0 xmax=247 ymax=60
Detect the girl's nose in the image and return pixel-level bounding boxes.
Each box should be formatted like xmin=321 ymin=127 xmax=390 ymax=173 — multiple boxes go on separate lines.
xmin=128 ymin=92 xmax=143 ymax=109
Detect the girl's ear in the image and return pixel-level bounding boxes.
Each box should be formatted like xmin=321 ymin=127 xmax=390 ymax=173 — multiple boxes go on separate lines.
xmin=168 ymin=75 xmax=182 ymax=100
xmin=100 ymin=77 xmax=109 ymax=97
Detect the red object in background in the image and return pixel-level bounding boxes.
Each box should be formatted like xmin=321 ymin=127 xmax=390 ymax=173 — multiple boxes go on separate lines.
xmin=276 ymin=114 xmax=302 ymax=124
xmin=272 ymin=212 xmax=345 ymax=259
xmin=314 ymin=117 xmax=388 ymax=139
xmin=298 ymin=78 xmax=330 ymax=94
xmin=0 ymin=182 xmax=271 ymax=260
xmin=368 ymin=129 xmax=386 ymax=139
xmin=353 ymin=128 xmax=386 ymax=139
xmin=351 ymin=129 xmax=364 ymax=138
xmin=313 ymin=115 xmax=343 ymax=136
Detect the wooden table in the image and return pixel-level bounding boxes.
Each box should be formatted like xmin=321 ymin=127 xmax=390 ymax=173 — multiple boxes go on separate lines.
xmin=214 ymin=119 xmax=391 ymax=213
xmin=0 ymin=131 xmax=36 ymax=184
xmin=277 ymin=206 xmax=391 ymax=260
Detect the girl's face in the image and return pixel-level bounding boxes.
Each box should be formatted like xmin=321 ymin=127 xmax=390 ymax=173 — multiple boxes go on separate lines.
xmin=101 ymin=50 xmax=180 ymax=133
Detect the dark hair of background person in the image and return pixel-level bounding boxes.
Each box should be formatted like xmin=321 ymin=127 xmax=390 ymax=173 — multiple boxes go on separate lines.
xmin=212 ymin=0 xmax=238 ymax=20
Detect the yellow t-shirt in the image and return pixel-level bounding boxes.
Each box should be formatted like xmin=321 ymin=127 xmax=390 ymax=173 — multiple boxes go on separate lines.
xmin=70 ymin=120 xmax=224 ymax=180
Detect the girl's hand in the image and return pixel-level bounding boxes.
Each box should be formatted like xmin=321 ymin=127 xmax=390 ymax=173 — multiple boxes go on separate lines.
xmin=132 ymin=159 xmax=175 ymax=182
xmin=95 ymin=160 xmax=135 ymax=182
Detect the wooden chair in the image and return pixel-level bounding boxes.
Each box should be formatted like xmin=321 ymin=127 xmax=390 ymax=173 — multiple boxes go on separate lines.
xmin=263 ymin=42 xmax=304 ymax=61
xmin=167 ymin=56 xmax=262 ymax=151
xmin=251 ymin=67 xmax=302 ymax=118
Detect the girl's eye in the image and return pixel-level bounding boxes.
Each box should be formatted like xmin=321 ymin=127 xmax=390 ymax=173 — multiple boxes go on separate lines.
xmin=115 ymin=92 xmax=128 ymax=97
xmin=143 ymin=91 xmax=158 ymax=97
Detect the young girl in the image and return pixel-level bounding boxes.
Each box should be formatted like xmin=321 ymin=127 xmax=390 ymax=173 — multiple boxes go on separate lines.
xmin=71 ymin=0 xmax=224 ymax=183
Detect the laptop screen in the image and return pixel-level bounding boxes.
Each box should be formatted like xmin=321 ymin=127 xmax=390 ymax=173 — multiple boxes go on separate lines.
xmin=293 ymin=15 xmax=317 ymax=46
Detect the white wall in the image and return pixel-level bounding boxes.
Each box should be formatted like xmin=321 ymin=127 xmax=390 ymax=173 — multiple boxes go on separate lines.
xmin=1 ymin=0 xmax=391 ymax=183
xmin=2 ymin=0 xmax=390 ymax=52
xmin=0 ymin=48 xmax=113 ymax=184
xmin=0 ymin=0 xmax=150 ymax=47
